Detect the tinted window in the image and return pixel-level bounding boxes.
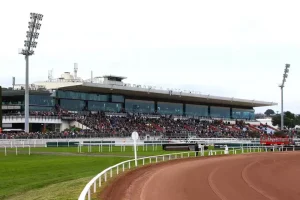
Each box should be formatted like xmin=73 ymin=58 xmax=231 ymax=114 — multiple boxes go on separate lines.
xmin=185 ymin=104 xmax=208 ymax=117
xmin=88 ymin=101 xmax=122 ymax=112
xmin=210 ymin=106 xmax=230 ymax=118
xmin=157 ymin=102 xmax=183 ymax=115
xmin=125 ymin=99 xmax=155 ymax=113
xmin=29 ymin=95 xmax=54 ymax=106
xmin=232 ymin=108 xmax=255 ymax=120
xmin=60 ymin=99 xmax=85 ymax=111
xmin=112 ymin=95 xmax=124 ymax=103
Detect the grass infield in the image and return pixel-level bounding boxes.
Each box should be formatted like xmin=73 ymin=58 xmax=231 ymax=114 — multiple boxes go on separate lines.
xmin=0 ymin=145 xmax=263 ymax=200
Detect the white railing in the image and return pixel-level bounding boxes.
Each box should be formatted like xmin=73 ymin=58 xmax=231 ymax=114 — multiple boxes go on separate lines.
xmin=0 ymin=137 xmax=263 ymax=148
xmin=78 ymin=145 xmax=296 ymax=200
xmin=78 ymin=150 xmax=204 ymax=200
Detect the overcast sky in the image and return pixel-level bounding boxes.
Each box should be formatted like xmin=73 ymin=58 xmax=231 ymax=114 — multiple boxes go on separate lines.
xmin=0 ymin=0 xmax=299 ymax=114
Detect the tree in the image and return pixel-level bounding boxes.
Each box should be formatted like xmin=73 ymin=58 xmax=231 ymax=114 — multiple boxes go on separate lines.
xmin=272 ymin=111 xmax=300 ymax=129
xmin=264 ymin=109 xmax=275 ymax=116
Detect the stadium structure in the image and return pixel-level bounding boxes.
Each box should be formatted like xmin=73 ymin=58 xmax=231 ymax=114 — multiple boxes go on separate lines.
xmin=1 ymin=64 xmax=277 ymax=132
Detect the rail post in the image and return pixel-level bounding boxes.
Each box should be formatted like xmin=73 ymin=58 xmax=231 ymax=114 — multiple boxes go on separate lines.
xmin=87 ymin=188 xmax=91 ymax=200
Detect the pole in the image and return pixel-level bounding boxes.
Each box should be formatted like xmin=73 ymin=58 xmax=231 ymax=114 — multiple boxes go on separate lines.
xmin=25 ymin=55 xmax=30 ymax=133
xmin=281 ymin=86 xmax=284 ymax=131
xmin=134 ymin=140 xmax=137 ymax=167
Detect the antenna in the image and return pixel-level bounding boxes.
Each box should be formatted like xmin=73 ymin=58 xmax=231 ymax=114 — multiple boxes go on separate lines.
xmin=74 ymin=63 xmax=78 ymax=79
xmin=12 ymin=77 xmax=15 ymax=89
xmin=91 ymin=71 xmax=93 ymax=83
xmin=48 ymin=69 xmax=53 ymax=81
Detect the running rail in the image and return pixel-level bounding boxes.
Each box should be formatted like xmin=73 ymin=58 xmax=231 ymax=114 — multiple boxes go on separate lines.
xmin=78 ymin=150 xmax=203 ymax=200
xmin=78 ymin=145 xmax=294 ymax=200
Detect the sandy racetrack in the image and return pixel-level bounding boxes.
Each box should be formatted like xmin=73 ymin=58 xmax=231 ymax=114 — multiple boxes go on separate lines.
xmin=101 ymin=152 xmax=300 ymax=200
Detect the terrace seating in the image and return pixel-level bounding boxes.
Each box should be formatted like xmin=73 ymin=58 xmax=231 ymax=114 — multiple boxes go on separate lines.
xmin=1 ymin=110 xmax=285 ymax=139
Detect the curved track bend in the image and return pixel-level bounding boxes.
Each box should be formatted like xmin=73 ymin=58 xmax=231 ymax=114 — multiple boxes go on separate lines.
xmin=101 ymin=152 xmax=300 ymax=200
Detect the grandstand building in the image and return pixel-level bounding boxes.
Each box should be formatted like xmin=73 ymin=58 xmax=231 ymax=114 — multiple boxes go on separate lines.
xmin=1 ymin=66 xmax=277 ymax=132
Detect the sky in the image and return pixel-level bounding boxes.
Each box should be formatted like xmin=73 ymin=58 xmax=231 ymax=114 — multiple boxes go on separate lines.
xmin=0 ymin=0 xmax=299 ymax=114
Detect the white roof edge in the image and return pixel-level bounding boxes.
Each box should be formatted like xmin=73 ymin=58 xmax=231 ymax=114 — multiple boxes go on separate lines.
xmin=72 ymin=82 xmax=277 ymax=107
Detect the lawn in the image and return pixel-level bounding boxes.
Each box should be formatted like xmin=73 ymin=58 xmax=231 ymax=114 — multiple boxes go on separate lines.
xmin=0 ymin=145 xmax=264 ymax=200
xmin=0 ymin=154 xmax=128 ymax=200
xmin=0 ymin=145 xmax=198 ymax=157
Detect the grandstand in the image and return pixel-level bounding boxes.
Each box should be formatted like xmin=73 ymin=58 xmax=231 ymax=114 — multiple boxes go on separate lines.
xmin=1 ymin=66 xmax=277 ymax=136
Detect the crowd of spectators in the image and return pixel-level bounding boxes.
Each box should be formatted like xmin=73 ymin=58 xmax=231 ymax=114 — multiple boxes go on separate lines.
xmin=75 ymin=112 xmax=265 ymax=138
xmin=1 ymin=110 xmax=281 ymax=139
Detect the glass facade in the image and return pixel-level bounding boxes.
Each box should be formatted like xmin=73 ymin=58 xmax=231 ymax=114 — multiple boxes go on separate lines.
xmin=157 ymin=102 xmax=183 ymax=115
xmin=185 ymin=104 xmax=208 ymax=117
xmin=88 ymin=101 xmax=122 ymax=112
xmin=112 ymin=95 xmax=124 ymax=103
xmin=57 ymin=90 xmax=109 ymax=101
xmin=60 ymin=99 xmax=85 ymax=111
xmin=29 ymin=95 xmax=54 ymax=106
xmin=125 ymin=99 xmax=155 ymax=113
xmin=33 ymin=90 xmax=257 ymax=118
xmin=232 ymin=108 xmax=255 ymax=120
xmin=210 ymin=106 xmax=230 ymax=118
xmin=87 ymin=94 xmax=109 ymax=102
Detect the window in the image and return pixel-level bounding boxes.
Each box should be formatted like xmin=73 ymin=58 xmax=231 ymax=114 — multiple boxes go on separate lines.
xmin=157 ymin=102 xmax=183 ymax=115
xmin=210 ymin=106 xmax=230 ymax=118
xmin=125 ymin=99 xmax=155 ymax=113
xmin=57 ymin=90 xmax=109 ymax=101
xmin=29 ymin=95 xmax=54 ymax=106
xmin=60 ymin=99 xmax=85 ymax=111
xmin=57 ymin=90 xmax=86 ymax=99
xmin=185 ymin=104 xmax=208 ymax=117
xmin=232 ymin=108 xmax=255 ymax=120
xmin=88 ymin=101 xmax=122 ymax=112
xmin=112 ymin=95 xmax=124 ymax=103
xmin=87 ymin=94 xmax=109 ymax=102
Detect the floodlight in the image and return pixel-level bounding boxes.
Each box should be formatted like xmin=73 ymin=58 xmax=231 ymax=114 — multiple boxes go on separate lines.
xmin=279 ymin=63 xmax=291 ymax=131
xmin=19 ymin=12 xmax=43 ymax=133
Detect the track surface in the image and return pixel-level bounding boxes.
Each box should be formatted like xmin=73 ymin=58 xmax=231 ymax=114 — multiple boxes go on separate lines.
xmin=101 ymin=152 xmax=300 ymax=200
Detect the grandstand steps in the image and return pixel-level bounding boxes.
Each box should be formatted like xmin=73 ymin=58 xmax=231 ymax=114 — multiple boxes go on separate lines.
xmin=261 ymin=123 xmax=279 ymax=132
xmin=248 ymin=124 xmax=261 ymax=132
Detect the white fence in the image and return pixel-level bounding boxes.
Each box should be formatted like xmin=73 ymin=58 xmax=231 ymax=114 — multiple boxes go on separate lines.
xmin=78 ymin=145 xmax=295 ymax=200
xmin=0 ymin=137 xmax=263 ymax=148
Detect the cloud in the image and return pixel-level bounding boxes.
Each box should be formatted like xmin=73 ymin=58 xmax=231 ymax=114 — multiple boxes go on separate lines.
xmin=0 ymin=0 xmax=299 ymax=114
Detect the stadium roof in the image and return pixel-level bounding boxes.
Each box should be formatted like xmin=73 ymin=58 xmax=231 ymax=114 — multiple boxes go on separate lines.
xmin=59 ymin=82 xmax=277 ymax=108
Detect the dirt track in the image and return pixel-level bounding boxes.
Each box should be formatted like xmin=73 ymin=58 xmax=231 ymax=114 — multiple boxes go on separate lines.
xmin=101 ymin=152 xmax=300 ymax=200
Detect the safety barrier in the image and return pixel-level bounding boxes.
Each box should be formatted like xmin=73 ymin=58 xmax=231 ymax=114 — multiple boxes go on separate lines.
xmin=78 ymin=145 xmax=296 ymax=200
xmin=78 ymin=150 xmax=205 ymax=200
xmin=0 ymin=145 xmax=31 ymax=156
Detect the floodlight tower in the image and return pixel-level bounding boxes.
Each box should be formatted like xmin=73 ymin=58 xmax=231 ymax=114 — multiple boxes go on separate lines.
xmin=279 ymin=64 xmax=290 ymax=131
xmin=19 ymin=13 xmax=43 ymax=133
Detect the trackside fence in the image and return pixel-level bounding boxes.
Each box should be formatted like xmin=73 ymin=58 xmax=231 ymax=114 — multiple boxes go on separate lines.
xmin=78 ymin=145 xmax=295 ymax=200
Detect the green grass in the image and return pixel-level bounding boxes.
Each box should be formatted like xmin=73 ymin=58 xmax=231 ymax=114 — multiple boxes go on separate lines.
xmin=0 ymin=145 xmax=193 ymax=157
xmin=0 ymin=154 xmax=128 ymax=200
xmin=0 ymin=145 xmax=267 ymax=200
